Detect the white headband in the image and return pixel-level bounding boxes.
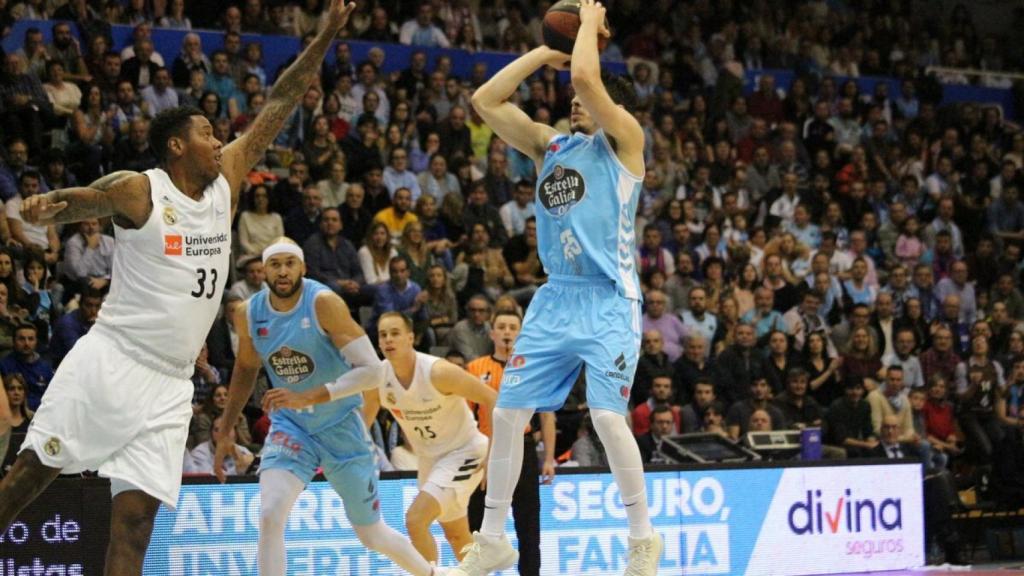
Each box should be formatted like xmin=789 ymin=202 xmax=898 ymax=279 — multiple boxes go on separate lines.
xmin=262 ymin=242 xmax=305 ymax=265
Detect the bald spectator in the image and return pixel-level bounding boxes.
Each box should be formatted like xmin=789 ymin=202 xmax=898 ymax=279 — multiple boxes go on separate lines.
xmin=634 ymin=330 xmax=673 ymax=406
xmin=642 ymin=290 xmax=686 ymax=362
xmin=171 ymin=33 xmax=211 ymax=87
xmin=935 ymin=261 xmax=977 ymax=325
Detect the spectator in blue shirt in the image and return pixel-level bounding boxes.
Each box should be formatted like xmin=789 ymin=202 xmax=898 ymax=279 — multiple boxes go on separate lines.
xmin=368 ymin=256 xmax=424 ymax=338
xmin=0 ymin=323 xmax=54 ymax=410
xmin=51 ymin=289 xmax=103 ymax=366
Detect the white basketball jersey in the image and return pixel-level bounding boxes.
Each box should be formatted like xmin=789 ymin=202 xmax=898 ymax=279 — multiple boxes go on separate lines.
xmin=380 ymin=352 xmax=478 ymax=459
xmin=94 ymin=168 xmax=231 ymax=377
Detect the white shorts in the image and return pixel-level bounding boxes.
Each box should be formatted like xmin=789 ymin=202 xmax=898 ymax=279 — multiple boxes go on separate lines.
xmin=22 ymin=330 xmax=193 ymax=508
xmin=417 ymin=431 xmax=488 ymax=523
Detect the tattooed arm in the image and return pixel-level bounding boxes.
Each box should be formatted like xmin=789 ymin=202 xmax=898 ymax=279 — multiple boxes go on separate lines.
xmin=0 ymin=376 xmax=11 ymax=462
xmin=220 ymin=0 xmax=356 ymax=215
xmin=20 ymin=171 xmax=152 ymax=229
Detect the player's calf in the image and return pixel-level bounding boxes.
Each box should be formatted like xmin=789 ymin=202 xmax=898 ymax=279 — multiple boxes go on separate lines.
xmin=0 ymin=450 xmax=61 ymax=531
xmin=104 ymin=490 xmax=161 ymax=576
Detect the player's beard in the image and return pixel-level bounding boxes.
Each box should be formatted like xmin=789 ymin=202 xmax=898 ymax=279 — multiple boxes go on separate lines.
xmin=270 ymin=277 xmax=303 ymax=299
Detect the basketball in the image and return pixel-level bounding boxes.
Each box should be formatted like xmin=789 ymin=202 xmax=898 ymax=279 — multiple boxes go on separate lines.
xmin=542 ymin=0 xmax=609 ymax=55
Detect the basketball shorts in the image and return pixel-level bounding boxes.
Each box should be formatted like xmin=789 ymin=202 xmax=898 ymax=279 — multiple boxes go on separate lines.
xmin=259 ymin=410 xmax=381 ymax=526
xmin=497 ymin=275 xmax=642 ymax=415
xmin=417 ymin=431 xmax=488 ymax=522
xmin=22 ymin=329 xmax=194 ymax=508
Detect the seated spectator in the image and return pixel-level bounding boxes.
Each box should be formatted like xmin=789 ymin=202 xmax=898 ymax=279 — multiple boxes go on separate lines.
xmin=283 ymin=184 xmax=323 ymax=247
xmin=726 ymin=376 xmax=786 ymax=441
xmin=302 ymin=115 xmax=342 ymax=182
xmin=317 ymin=160 xmax=349 ymax=208
xmin=499 ymin=180 xmax=535 ymax=238
xmin=741 ymin=287 xmax=785 ymax=340
xmin=0 ymin=324 xmax=54 ymax=410
xmin=382 ymin=148 xmax=421 ymax=201
xmin=6 ymin=172 xmax=59 ymax=263
xmin=634 ymin=330 xmax=673 ymax=406
xmin=399 ymin=2 xmax=451 ymax=48
xmin=0 ymin=53 xmax=55 ymax=155
xmin=42 ymin=60 xmax=82 ymax=119
xmin=502 ymin=216 xmax=544 ymax=291
xmin=418 ymin=153 xmax=460 ymax=203
xmin=237 ymin=184 xmax=284 ymax=259
xmin=373 ymin=187 xmax=419 ymax=243
xmin=909 ymin=387 xmax=949 ymax=472
xmin=883 ymin=327 xmax=925 ymax=390
xmin=448 ymin=295 xmax=492 ymax=361
xmin=680 ymin=380 xmax=718 ymax=433
xmin=773 ymin=367 xmax=825 ymax=430
xmin=4 ymin=373 xmax=33 ymax=433
xmin=866 ymin=366 xmax=915 ymax=440
xmin=462 ymin=181 xmax=507 ymax=248
xmin=112 ymin=117 xmax=158 ymax=172
xmin=227 ymin=256 xmax=265 ymax=302
xmin=638 ymin=225 xmax=674 ymax=277
xmin=185 ymin=415 xmax=255 ymax=476
xmin=764 ymin=329 xmax=800 ymax=394
xmin=714 ymin=323 xmax=766 ymax=406
xmin=631 ymin=375 xmax=681 ymax=436
xmin=642 ymin=290 xmax=685 ymax=362
xmin=368 ymin=257 xmax=425 ymax=337
xmin=420 ymin=264 xmax=458 ymax=346
xmin=358 ymin=222 xmax=399 ymax=286
xmin=747 ymin=409 xmax=774 ymax=433
xmin=51 ymin=288 xmax=102 ymax=365
xmin=304 ymin=207 xmax=373 ymax=309
xmin=339 ymin=183 xmax=372 ymax=247
xmin=842 ymin=326 xmax=883 ymax=390
xmin=824 ymin=377 xmax=879 ymax=458
xmin=922 ymin=376 xmax=962 ymax=456
xmin=672 ymin=333 xmax=712 ymax=404
xmin=636 ymin=404 xmax=676 ymax=464
xmin=188 ymin=382 xmax=256 ymax=451
xmin=457 ymin=223 xmax=515 ymax=303
xmin=571 ymin=412 xmax=608 ymax=467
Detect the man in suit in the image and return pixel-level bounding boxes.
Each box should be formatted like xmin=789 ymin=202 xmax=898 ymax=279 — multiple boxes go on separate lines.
xmin=872 ymin=414 xmax=962 ymax=565
xmin=636 ymin=405 xmax=675 ymax=464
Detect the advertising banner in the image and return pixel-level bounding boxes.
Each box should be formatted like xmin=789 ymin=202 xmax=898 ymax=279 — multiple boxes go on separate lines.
xmin=138 ymin=463 xmax=923 ymax=575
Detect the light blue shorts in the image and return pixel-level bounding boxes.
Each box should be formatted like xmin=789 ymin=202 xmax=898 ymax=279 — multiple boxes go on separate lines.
xmin=497 ymin=275 xmax=642 ymax=415
xmin=259 ymin=410 xmax=381 ymax=526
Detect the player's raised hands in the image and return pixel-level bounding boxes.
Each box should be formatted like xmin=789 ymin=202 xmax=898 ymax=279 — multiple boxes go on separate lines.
xmin=577 ymin=0 xmax=611 ymax=37
xmin=20 ymin=194 xmax=68 ymax=226
xmin=324 ymin=0 xmax=358 ymax=32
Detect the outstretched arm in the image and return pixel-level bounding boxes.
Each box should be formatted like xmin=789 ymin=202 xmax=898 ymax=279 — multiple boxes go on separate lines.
xmin=471 ymin=46 xmax=565 ymax=170
xmin=21 ymin=171 xmax=152 ymax=228
xmin=220 ymin=0 xmax=357 ymax=211
xmin=572 ymin=0 xmax=644 ymax=176
xmin=214 ymin=302 xmax=261 ymax=482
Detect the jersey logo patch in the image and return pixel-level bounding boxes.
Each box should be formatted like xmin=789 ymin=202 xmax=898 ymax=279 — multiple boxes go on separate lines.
xmin=257 ymin=327 xmax=269 ymax=338
xmin=162 ymin=206 xmax=178 ymax=225
xmin=510 ymin=355 xmax=526 ymax=368
xmin=164 ymin=234 xmax=182 ymax=256
xmin=539 ymin=164 xmax=586 ymax=217
xmin=386 ymin=392 xmax=397 ymax=405
xmin=268 ymin=346 xmax=315 ymax=384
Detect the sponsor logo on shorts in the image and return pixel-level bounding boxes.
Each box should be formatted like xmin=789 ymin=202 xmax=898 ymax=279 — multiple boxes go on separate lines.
xmin=268 ymin=346 xmax=316 ymax=384
xmin=43 ymin=437 xmax=61 ymax=457
xmin=372 ymin=499 xmax=380 ymax=511
xmin=620 ymin=386 xmax=630 ymax=399
xmin=257 ymin=327 xmax=269 ymax=338
xmin=614 ymin=352 xmax=627 ymax=371
xmin=301 ymin=317 xmax=311 ymax=329
xmin=385 ymin=392 xmax=397 ymax=405
xmin=162 ymin=206 xmax=178 ymax=225
xmin=509 ymin=355 xmax=526 ymax=369
xmin=269 ymin=431 xmax=301 ymax=455
xmin=164 ymin=234 xmax=183 ymax=256
xmin=391 ymin=408 xmax=404 ymax=420
xmin=539 ymin=164 xmax=586 ymax=217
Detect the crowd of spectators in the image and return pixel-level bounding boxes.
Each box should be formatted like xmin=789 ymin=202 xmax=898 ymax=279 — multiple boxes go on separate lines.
xmin=0 ymin=0 xmax=1022 ymax=522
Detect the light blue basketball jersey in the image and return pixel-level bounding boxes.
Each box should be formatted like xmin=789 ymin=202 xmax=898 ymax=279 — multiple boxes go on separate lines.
xmin=534 ymin=129 xmax=643 ymax=300
xmin=248 ymin=279 xmax=361 ymax=434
